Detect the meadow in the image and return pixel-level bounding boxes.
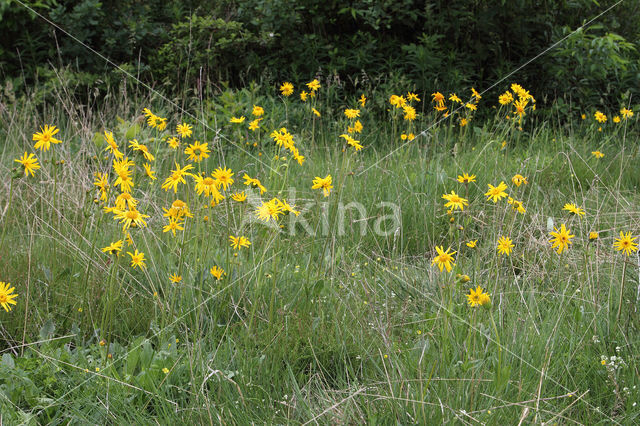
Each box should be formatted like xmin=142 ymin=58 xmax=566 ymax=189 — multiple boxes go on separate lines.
xmin=0 ymin=80 xmax=639 ymax=424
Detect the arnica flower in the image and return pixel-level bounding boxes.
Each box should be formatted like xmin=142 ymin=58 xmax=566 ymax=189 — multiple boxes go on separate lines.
xmin=193 ymin=174 xmax=221 ymax=198
xmin=403 ymin=105 xmax=417 ymax=121
xmin=115 ymin=208 xmax=150 ymax=230
xmin=0 ymin=282 xmax=18 ymax=312
xmin=278 ymin=199 xmax=300 ymax=216
xmin=442 ymin=191 xmax=468 ymax=211
xmin=300 ymin=91 xmax=308 ymax=102
xmin=143 ymin=163 xmax=156 ymax=181
xmin=613 ymin=116 xmax=621 ymax=123
xmin=449 ymin=93 xmax=462 ymax=103
xmin=497 ymin=236 xmax=514 ymax=256
xmin=255 ymin=198 xmax=284 ymax=222
xmin=339 ymin=134 xmax=363 ymax=151
xmin=163 ymin=218 xmax=184 ymax=237
xmin=499 ymin=91 xmax=514 ymax=105
xmin=471 ymin=87 xmax=482 ymax=100
xmin=613 ymin=231 xmax=639 ymax=256
xmin=549 ymin=224 xmax=575 ymax=254
xmin=431 ymin=92 xmax=446 ymax=111
xmin=459 ymin=118 xmax=468 ymax=127
xmin=485 ymin=182 xmax=508 ymax=203
xmin=162 ymin=162 xmax=195 ymax=193
xmin=229 ymin=235 xmax=251 ymax=250
xmin=507 ymin=197 xmax=526 ymax=214
xmin=243 ymin=173 xmax=267 ymax=194
xmin=465 ymin=103 xmax=477 ymax=111
xmin=113 ymin=167 xmax=134 ymax=194
xmin=33 ymin=124 xmax=62 ymax=151
xmin=344 ymin=109 xmax=360 ymax=119
xmin=127 ymin=250 xmax=146 ymax=269
xmin=620 ymin=108 xmax=633 ymax=120
xmin=466 ymin=240 xmax=477 ymax=248
xmin=594 ymin=111 xmax=607 ymax=123
xmin=163 ymin=199 xmax=193 ymax=220
xmin=457 ymin=173 xmax=476 ymax=184
xmin=279 ymin=82 xmax=294 ymax=97
xmin=432 ymin=246 xmax=456 ymax=272
xmin=563 ymin=203 xmax=585 ymax=217
xmin=212 ymin=166 xmax=234 ymax=191
xmin=306 ymin=79 xmax=321 ymax=92
xmin=115 ymin=192 xmax=138 ymax=210
xmin=101 ymin=240 xmax=123 ymax=255
xmin=167 ymin=137 xmax=180 ymax=149
xmin=407 ymin=92 xmax=420 ymax=102
xmin=312 ymin=174 xmax=333 ymax=197
xmin=129 ymin=139 xmax=154 ymax=161
xmin=15 ymin=152 xmax=40 ymax=177
xmin=591 ymin=151 xmax=604 ymax=159
xmin=104 ymin=131 xmax=123 ymax=159
xmin=252 ymin=105 xmax=264 ymax=117
xmin=589 ymin=231 xmax=599 ymax=241
xmin=230 ymin=116 xmax=246 ymax=124
xmin=511 ymin=174 xmax=528 ymax=187
xmin=312 ymin=108 xmax=321 ymax=118
xmin=176 ymin=123 xmax=193 ymax=138
xmin=467 ymin=286 xmax=490 ymax=307
xmin=210 ymin=266 xmax=225 ymax=280
xmin=231 ymin=191 xmax=247 ymax=202
xmin=249 ymin=118 xmax=262 ymax=131
xmin=359 ymin=94 xmax=367 ymax=107
xmin=184 ymin=141 xmax=210 ymax=163
xmin=513 ymin=99 xmax=527 ymax=117
xmin=169 ymin=274 xmax=182 ymax=284
xmin=389 ymin=95 xmax=406 ymax=108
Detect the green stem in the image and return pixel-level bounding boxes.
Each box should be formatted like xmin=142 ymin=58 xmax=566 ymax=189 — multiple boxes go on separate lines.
xmin=616 ymin=260 xmax=628 ymax=325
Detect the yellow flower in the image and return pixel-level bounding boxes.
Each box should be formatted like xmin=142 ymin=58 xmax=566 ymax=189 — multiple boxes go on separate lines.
xmin=162 ymin=367 xmax=170 ymax=374
xmin=589 ymin=231 xmax=599 ymax=241
xmin=594 ymin=111 xmax=607 ymax=123
xmin=194 ymin=174 xmax=222 ymax=199
xmin=162 ymin=162 xmax=195 ymax=193
xmin=459 ymin=118 xmax=468 ymax=127
xmin=231 ymin=191 xmax=247 ymax=202
xmin=352 ymin=120 xmax=363 ymax=133
xmin=448 ymin=93 xmax=462 ymax=103
xmin=248 ymin=118 xmax=262 ymax=131
xmin=230 ymin=116 xmax=246 ymax=124
xmin=212 ymin=166 xmax=234 ymax=191
xmin=312 ymin=174 xmax=333 ymax=197
xmin=115 ymin=192 xmax=138 ymax=210
xmin=167 ymin=136 xmax=180 ymax=149
xmin=129 ymin=139 xmax=154 ymax=161
xmin=243 ymin=173 xmax=267 ymax=194
xmin=549 ymin=224 xmax=575 ymax=254
xmin=511 ymin=174 xmax=528 ymax=186
xmin=613 ymin=231 xmax=638 ymax=256
xmin=407 ymin=92 xmax=421 ymax=102
xmin=33 ymin=124 xmax=62 ymax=151
xmin=163 ymin=218 xmax=184 ymax=237
xmin=591 ymin=151 xmax=604 ymax=159
xmin=442 ymin=190 xmax=468 ymax=211
xmin=457 ymin=173 xmax=476 ymax=184
xmin=498 ymin=91 xmax=513 ymax=105
xmin=359 ymin=94 xmax=367 ymax=107
xmin=210 ymin=265 xmax=225 ymax=280
xmin=466 ymin=240 xmax=477 ymax=248
xmin=312 ymin=108 xmax=321 ymax=117
xmin=497 ymin=236 xmax=514 ymax=256
xmin=403 ymin=105 xmax=417 ymax=121
xmin=176 ymin=122 xmax=193 ymax=138
xmin=581 ymin=114 xmax=586 ymax=120
xmin=14 ymin=152 xmax=41 ymax=177
xmin=431 ymin=92 xmax=445 ymax=110
xmin=507 ymin=197 xmax=526 ymax=214
xmin=255 ymin=198 xmax=284 ymax=222
xmin=229 ymin=235 xmax=251 ymax=250
xmin=563 ymin=203 xmax=585 ymax=217
xmin=306 ymin=79 xmax=321 ymax=92
xmin=169 ymin=274 xmax=182 ymax=284
xmin=465 ymin=103 xmax=477 ymax=111
xmin=613 ymin=116 xmax=621 ymax=123
xmin=344 ymin=109 xmax=360 ymax=119
xmin=389 ymin=95 xmax=406 ymax=108
xmin=127 ymin=250 xmax=146 ymax=269
xmin=300 ymin=90 xmax=308 ymax=102
xmin=432 ymin=246 xmax=456 ymax=272
xmin=101 ymin=240 xmax=123 ymax=255
xmin=485 ymin=181 xmax=508 ymax=203
xmin=184 ymin=141 xmax=210 ymax=163
xmin=467 ymin=286 xmax=490 ymax=307
xmin=143 ymin=163 xmax=156 ymax=181
xmin=620 ymin=108 xmax=633 ymax=120
xmin=115 ymin=208 xmax=150 ymax=231
xmin=252 ymin=105 xmax=264 ymax=117
xmin=103 ymin=131 xmax=123 ymax=159
xmin=280 ymin=82 xmax=294 ymax=97
xmin=471 ymin=87 xmax=482 ymax=100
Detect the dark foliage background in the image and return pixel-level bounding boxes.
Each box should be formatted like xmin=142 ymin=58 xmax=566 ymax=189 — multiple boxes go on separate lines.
xmin=1 ymin=0 xmax=639 ymax=108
